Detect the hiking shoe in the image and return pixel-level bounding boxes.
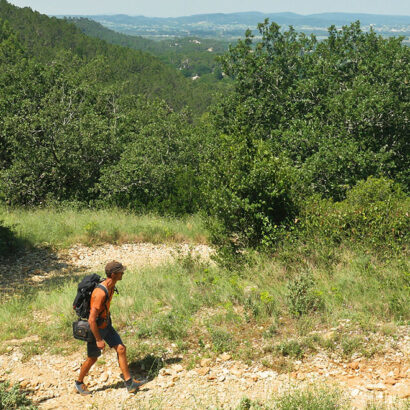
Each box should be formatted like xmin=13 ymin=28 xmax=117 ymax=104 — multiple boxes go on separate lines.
xmin=75 ymin=382 xmax=92 ymax=396
xmin=125 ymin=378 xmax=144 ymax=393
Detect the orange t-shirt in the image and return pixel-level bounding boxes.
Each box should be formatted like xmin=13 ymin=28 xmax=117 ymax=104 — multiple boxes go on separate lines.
xmin=90 ymin=283 xmax=113 ymax=329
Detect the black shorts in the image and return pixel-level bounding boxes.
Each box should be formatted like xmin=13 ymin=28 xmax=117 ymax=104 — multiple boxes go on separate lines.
xmin=87 ymin=324 xmax=123 ymax=358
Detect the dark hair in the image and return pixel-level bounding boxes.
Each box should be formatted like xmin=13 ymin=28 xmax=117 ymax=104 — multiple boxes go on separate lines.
xmin=105 ymin=260 xmax=126 ymax=277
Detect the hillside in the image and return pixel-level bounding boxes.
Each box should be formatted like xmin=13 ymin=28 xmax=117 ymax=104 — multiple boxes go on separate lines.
xmin=68 ymin=17 xmax=230 ymax=79
xmin=0 ymin=0 xmax=218 ymax=113
xmin=0 ymin=234 xmax=409 ymax=409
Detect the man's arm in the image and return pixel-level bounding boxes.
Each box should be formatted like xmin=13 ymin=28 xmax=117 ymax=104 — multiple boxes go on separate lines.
xmin=89 ymin=307 xmax=105 ymax=350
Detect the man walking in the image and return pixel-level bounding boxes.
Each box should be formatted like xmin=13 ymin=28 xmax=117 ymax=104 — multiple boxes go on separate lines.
xmin=75 ymin=260 xmax=142 ymax=395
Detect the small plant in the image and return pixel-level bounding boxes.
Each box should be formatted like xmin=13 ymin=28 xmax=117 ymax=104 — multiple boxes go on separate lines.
xmin=341 ymin=335 xmax=363 ymax=358
xmin=20 ymin=343 xmax=42 ymax=363
xmin=236 ymin=397 xmax=266 ymax=409
xmin=209 ymin=327 xmax=237 ymax=353
xmin=175 ymin=246 xmax=205 ymax=273
xmin=274 ymin=385 xmax=346 ymax=410
xmin=0 ymin=381 xmax=37 ymax=409
xmin=84 ymin=221 xmax=99 ymax=238
xmin=152 ymin=311 xmax=188 ymax=340
xmin=364 ymin=398 xmax=410 ymax=409
xmin=262 ymin=323 xmax=278 ymax=339
xmin=259 ymin=290 xmax=277 ymax=316
xmin=287 ymin=273 xmax=324 ymax=317
xmin=276 ymin=339 xmax=304 ymax=359
xmin=261 ymin=356 xmax=294 ymax=374
xmin=388 ymin=294 xmax=407 ymax=321
xmin=136 ymin=321 xmax=152 ymax=339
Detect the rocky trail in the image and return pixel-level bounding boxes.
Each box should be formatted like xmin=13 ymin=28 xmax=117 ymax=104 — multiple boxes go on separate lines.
xmin=0 ymin=243 xmax=409 ymax=409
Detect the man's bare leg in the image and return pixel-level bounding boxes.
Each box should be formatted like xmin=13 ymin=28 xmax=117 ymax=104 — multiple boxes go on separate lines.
xmin=113 ymin=344 xmax=142 ymax=393
xmin=114 ymin=344 xmax=131 ymax=381
xmin=78 ymin=357 xmax=98 ymax=383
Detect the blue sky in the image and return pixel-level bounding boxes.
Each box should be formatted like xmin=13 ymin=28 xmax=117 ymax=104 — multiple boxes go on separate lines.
xmin=7 ymin=0 xmax=410 ymax=17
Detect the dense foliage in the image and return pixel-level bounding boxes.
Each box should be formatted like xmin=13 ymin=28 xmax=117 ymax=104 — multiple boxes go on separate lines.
xmin=299 ymin=177 xmax=409 ymax=253
xmin=204 ymin=21 xmax=409 ymax=250
xmin=0 ymin=12 xmax=205 ymax=211
xmin=0 ymin=381 xmax=37 ymax=409
xmin=0 ymin=0 xmax=216 ymax=114
xmin=0 ymin=0 xmax=408 ymax=255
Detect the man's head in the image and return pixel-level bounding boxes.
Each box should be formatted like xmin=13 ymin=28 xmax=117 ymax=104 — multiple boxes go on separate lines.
xmin=105 ymin=260 xmax=126 ymax=280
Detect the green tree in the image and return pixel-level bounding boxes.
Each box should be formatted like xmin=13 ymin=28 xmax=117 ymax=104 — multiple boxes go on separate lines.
xmin=98 ymin=100 xmax=202 ymax=214
xmin=0 ymin=52 xmax=125 ymax=204
xmin=205 ymin=21 xmax=409 ymax=250
xmin=215 ymin=21 xmax=409 ymax=196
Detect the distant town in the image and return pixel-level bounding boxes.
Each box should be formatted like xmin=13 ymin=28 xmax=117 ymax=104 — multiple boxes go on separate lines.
xmin=59 ymin=12 xmax=410 ymax=43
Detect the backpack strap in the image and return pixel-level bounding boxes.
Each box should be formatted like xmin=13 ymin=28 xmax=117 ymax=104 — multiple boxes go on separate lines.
xmin=96 ymin=284 xmax=111 ymax=324
xmin=96 ymin=283 xmax=109 ymax=302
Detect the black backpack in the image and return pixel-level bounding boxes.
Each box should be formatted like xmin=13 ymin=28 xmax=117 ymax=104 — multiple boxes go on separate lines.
xmin=72 ymin=274 xmax=109 ymax=319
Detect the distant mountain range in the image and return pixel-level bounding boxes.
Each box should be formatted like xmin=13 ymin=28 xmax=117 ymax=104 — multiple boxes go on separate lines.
xmin=57 ymin=12 xmax=410 ymax=40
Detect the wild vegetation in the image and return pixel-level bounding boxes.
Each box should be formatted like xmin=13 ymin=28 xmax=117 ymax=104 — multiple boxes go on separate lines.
xmin=0 ymin=207 xmax=207 ymax=249
xmin=70 ymin=18 xmax=230 ymax=81
xmin=0 ymin=1 xmax=409 ymax=407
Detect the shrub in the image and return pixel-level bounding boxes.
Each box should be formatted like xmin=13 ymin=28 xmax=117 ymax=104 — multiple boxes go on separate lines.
xmin=273 ymin=386 xmax=346 ymax=410
xmin=287 ymin=273 xmax=324 ymax=317
xmin=275 ymin=340 xmax=304 ymax=359
xmin=151 ymin=311 xmax=188 ymax=341
xmin=236 ymin=397 xmax=266 ymax=409
xmin=202 ymin=134 xmax=297 ymax=253
xmin=209 ymin=326 xmax=237 ymax=353
xmin=300 ymin=177 xmax=409 ymax=253
xmin=0 ymin=218 xmax=26 ymax=257
xmin=0 ymin=220 xmax=16 ymax=256
xmin=244 ymin=288 xmax=277 ymax=319
xmin=0 ymin=381 xmax=37 ymax=409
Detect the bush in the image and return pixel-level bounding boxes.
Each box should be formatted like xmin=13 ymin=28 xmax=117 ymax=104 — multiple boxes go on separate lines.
xmin=300 ymin=177 xmax=409 ymax=253
xmin=273 ymin=386 xmax=346 ymax=410
xmin=244 ymin=288 xmax=277 ymax=319
xmin=275 ymin=340 xmax=304 ymax=359
xmin=209 ymin=326 xmax=237 ymax=353
xmin=287 ymin=273 xmax=324 ymax=317
xmin=202 ymin=134 xmax=297 ymax=253
xmin=151 ymin=311 xmax=188 ymax=340
xmin=0 ymin=381 xmax=37 ymax=409
xmin=0 ymin=220 xmax=16 ymax=256
xmin=0 ymin=218 xmax=25 ymax=257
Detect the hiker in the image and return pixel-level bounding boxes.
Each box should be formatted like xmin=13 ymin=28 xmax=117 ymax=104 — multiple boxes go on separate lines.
xmin=75 ymin=260 xmax=142 ymax=395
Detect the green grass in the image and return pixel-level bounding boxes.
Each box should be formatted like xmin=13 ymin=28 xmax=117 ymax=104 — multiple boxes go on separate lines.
xmin=0 ymin=243 xmax=408 ymax=365
xmin=236 ymin=385 xmax=410 ymax=410
xmin=0 ymin=381 xmax=37 ymax=409
xmin=237 ymin=386 xmax=347 ymax=409
xmin=0 ymin=207 xmax=208 ymax=249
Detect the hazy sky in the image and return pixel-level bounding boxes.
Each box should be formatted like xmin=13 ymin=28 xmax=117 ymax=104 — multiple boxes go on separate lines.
xmin=7 ymin=0 xmax=410 ymax=17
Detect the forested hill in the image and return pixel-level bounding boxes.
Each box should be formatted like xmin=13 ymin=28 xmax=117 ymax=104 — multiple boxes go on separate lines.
xmin=68 ymin=17 xmax=229 ymax=80
xmin=0 ymin=0 xmax=216 ymax=113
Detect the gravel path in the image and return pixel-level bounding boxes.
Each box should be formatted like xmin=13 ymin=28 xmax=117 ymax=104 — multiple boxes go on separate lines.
xmin=0 ymin=341 xmax=409 ymax=409
xmin=0 ymin=243 xmax=213 ymax=299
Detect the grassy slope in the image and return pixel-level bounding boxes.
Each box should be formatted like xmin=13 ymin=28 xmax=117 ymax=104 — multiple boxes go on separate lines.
xmin=0 ymin=210 xmax=408 ymax=408
xmin=0 ymin=207 xmax=208 ymax=248
xmin=0 ymin=237 xmax=407 ymax=360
